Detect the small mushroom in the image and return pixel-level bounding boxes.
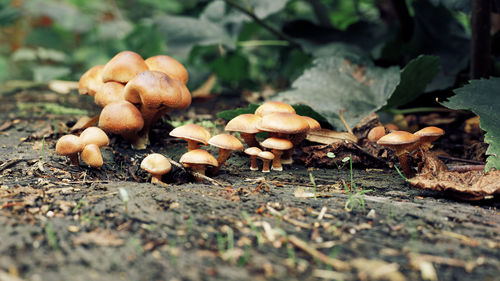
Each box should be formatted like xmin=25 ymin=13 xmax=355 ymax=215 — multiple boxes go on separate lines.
xmin=244 ymin=147 xmax=262 ymax=171
xmin=179 ymin=149 xmax=218 ymax=182
xmin=145 ymin=55 xmax=189 ymax=84
xmin=225 ymin=114 xmax=261 ymax=148
xmin=367 ymin=126 xmax=386 ymax=142
xmin=55 ymin=134 xmax=84 ymax=166
xmin=140 ymin=153 xmax=172 ymax=185
xmin=208 ymin=134 xmax=243 ymax=174
xmin=414 ymin=126 xmax=444 ymax=151
xmin=79 ymin=126 xmax=110 ymax=147
xmin=78 ymin=65 xmax=104 ymax=96
xmin=81 ymin=143 xmax=103 ymax=169
xmin=258 ymin=151 xmax=274 ymax=173
xmin=94 ymin=81 xmax=125 ymax=107
xmin=98 ymin=101 xmax=145 ymax=148
xmin=101 ymin=51 xmax=149 ymax=83
xmin=377 ymin=131 xmax=420 ymax=178
xmin=260 ymin=137 xmax=293 ymax=171
xmin=254 ymin=101 xmax=295 ymax=117
xmin=169 ymin=124 xmax=211 ymax=151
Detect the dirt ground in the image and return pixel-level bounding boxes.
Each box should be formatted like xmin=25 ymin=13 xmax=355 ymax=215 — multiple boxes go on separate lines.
xmin=0 ymin=86 xmax=499 ymax=281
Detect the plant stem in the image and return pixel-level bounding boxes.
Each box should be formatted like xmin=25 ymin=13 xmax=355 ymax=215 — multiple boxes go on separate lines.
xmin=223 ymin=0 xmax=301 ymax=48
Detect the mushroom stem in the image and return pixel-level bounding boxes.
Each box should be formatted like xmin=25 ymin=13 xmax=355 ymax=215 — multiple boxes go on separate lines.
xmin=261 ymin=159 xmax=271 ymax=173
xmin=397 ymin=153 xmax=414 ymax=178
xmin=249 ymin=156 xmax=258 ymax=171
xmin=271 ymin=149 xmax=284 ymax=171
xmin=281 ymin=149 xmax=294 ymax=165
xmin=186 ymin=140 xmax=202 ymax=151
xmin=212 ymin=149 xmax=231 ymax=175
xmin=68 ymin=153 xmax=80 ymax=166
xmin=240 ymin=133 xmax=259 ymax=148
xmin=150 ymin=175 xmax=166 ymax=185
xmin=191 ymin=164 xmax=207 ymax=183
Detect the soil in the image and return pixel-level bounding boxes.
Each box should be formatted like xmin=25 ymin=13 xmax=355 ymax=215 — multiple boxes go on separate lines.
xmin=0 ymin=86 xmax=499 ymax=281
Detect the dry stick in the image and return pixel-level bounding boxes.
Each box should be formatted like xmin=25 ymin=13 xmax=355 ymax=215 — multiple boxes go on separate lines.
xmin=338 ymin=110 xmax=354 ymax=136
xmin=437 ymin=155 xmax=485 ymax=165
xmin=166 ymin=157 xmax=224 ymax=186
xmin=223 ymin=0 xmax=301 ymax=48
xmin=447 ymin=164 xmax=485 ymax=172
xmin=0 ymin=159 xmax=25 ymax=172
xmin=288 ymin=235 xmax=351 ymax=271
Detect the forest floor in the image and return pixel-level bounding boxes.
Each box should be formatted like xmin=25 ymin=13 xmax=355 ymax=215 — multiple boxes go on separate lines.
xmin=0 ymin=84 xmax=499 ymax=281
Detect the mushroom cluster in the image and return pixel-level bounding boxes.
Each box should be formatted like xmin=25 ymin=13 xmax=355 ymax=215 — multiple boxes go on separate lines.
xmin=55 ymin=127 xmax=109 ymax=168
xmin=375 ymin=126 xmax=445 ymax=178
xmin=79 ymin=51 xmax=192 ymax=149
xmin=225 ymin=101 xmax=321 ymax=172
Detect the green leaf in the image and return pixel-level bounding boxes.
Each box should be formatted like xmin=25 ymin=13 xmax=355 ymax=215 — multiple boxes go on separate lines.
xmin=381 ymin=55 xmax=440 ymax=111
xmin=216 ymin=104 xmax=259 ymax=120
xmin=32 ymin=66 xmax=71 ymax=82
xmin=428 ymin=0 xmax=470 ymax=12
xmin=292 ymin=104 xmax=327 ymax=122
xmin=441 ymin=78 xmax=500 ymax=171
xmin=275 ymin=55 xmax=400 ymax=129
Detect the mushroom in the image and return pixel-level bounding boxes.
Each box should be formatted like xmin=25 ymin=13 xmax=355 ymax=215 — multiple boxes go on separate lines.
xmin=258 ymin=151 xmax=274 ymax=173
xmin=414 ymin=126 xmax=444 ymax=151
xmin=140 ymin=153 xmax=172 ymax=185
xmin=169 ymin=124 xmax=211 ymax=151
xmin=80 ymin=143 xmax=103 ymax=169
xmin=124 ymin=70 xmax=187 ymax=147
xmin=101 ymin=51 xmax=149 ymax=83
xmin=94 ymin=81 xmax=125 ymax=107
xmin=208 ymin=134 xmax=243 ymax=174
xmin=79 ymin=126 xmax=110 ymax=147
xmin=98 ymin=101 xmax=145 ymax=149
xmin=55 ymin=134 xmax=84 ymax=166
xmin=78 ymin=65 xmax=104 ymax=96
xmin=225 ymin=114 xmax=261 ymax=148
xmin=244 ymin=147 xmax=262 ymax=171
xmin=367 ymin=126 xmax=386 ymax=142
xmin=145 ymin=55 xmax=189 ymax=84
xmin=254 ymin=101 xmax=295 ymax=117
xmin=257 ymin=112 xmax=309 ymax=164
xmin=260 ymin=137 xmax=293 ymax=171
xmin=377 ymin=131 xmax=420 ymax=178
xmin=179 ymin=149 xmax=218 ymax=182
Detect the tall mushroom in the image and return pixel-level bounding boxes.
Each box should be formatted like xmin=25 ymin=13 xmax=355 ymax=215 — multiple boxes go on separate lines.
xmin=258 ymin=151 xmax=274 ymax=173
xmin=169 ymin=124 xmax=211 ymax=151
xmin=377 ymin=131 xmax=420 ymax=178
xmin=208 ymin=134 xmax=243 ymax=174
xmin=179 ymin=149 xmax=218 ymax=182
xmin=98 ymin=101 xmax=144 ymax=148
xmin=260 ymin=137 xmax=293 ymax=171
xmin=244 ymin=147 xmax=262 ymax=171
xmin=224 ymin=114 xmax=261 ymax=148
xmin=124 ymin=70 xmax=186 ymax=148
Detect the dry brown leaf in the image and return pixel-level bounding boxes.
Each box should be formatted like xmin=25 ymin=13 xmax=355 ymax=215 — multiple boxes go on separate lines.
xmin=191 ymin=74 xmax=216 ymax=98
xmin=306 ymin=129 xmax=358 ymax=145
xmin=48 ymin=80 xmax=79 ymax=94
xmin=69 ymin=115 xmax=99 ymax=132
xmin=72 ymin=228 xmax=125 ymax=247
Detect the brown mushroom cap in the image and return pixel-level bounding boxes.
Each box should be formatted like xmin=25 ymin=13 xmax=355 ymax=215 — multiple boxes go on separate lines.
xmin=301 ymin=116 xmax=321 ymax=131
xmin=81 ymin=144 xmax=103 ymax=168
xmin=79 ymin=127 xmax=109 ymax=147
xmin=208 ymin=134 xmax=243 ymax=151
xmin=169 ymin=124 xmax=211 ymax=146
xmin=377 ymin=131 xmax=420 ymax=154
xmin=179 ymin=149 xmax=218 ymax=167
xmin=141 ymin=153 xmax=172 ymax=176
xmin=244 ymin=147 xmax=262 ymax=156
xmin=367 ymin=126 xmax=386 ymax=142
xmin=78 ymin=65 xmax=104 ymax=96
xmin=145 ymin=55 xmax=189 ymax=84
xmin=255 ymin=101 xmax=295 ymax=117
xmin=98 ymin=101 xmax=144 ymax=146
xmin=257 ymin=112 xmax=310 ymax=135
xmin=258 ymin=151 xmax=275 ymax=160
xmin=101 ymin=51 xmax=149 ymax=83
xmin=56 ymin=134 xmax=84 ymax=156
xmin=94 ymin=81 xmax=125 ymax=107
xmin=124 ymin=70 xmax=183 ymax=109
xmin=261 ymin=137 xmax=294 ymax=151
xmin=225 ymin=114 xmax=261 ymax=134
xmin=414 ymin=126 xmax=444 ymax=141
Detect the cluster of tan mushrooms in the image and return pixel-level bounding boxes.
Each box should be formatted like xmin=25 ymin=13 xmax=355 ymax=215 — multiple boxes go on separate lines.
xmin=55 ymin=127 xmax=109 ymax=169
xmin=78 ymin=51 xmax=191 ymax=149
xmin=368 ymin=125 xmax=445 ymax=178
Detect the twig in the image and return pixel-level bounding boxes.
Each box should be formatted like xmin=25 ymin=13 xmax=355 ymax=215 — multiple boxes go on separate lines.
xmin=223 ymin=0 xmax=301 ymax=48
xmin=447 ymin=164 xmax=485 ymax=172
xmin=167 ymin=157 xmax=224 ymax=186
xmin=0 ymin=159 xmax=25 ymax=172
xmin=438 ymin=155 xmax=485 ymax=165
xmin=288 ymin=235 xmax=351 ymax=271
xmin=338 ymin=110 xmax=354 ymax=136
